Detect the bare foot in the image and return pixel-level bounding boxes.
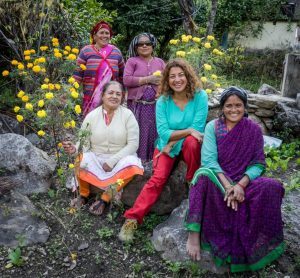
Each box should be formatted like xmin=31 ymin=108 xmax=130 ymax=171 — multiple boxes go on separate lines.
xmin=186 ymin=232 xmax=201 ymax=261
xmin=88 ymin=200 xmax=107 ymax=216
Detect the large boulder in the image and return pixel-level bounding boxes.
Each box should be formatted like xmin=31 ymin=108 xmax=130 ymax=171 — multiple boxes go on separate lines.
xmin=0 ymin=133 xmax=56 ymax=195
xmin=257 ymin=84 xmax=281 ymax=95
xmin=122 ymin=161 xmax=188 ymax=215
xmin=274 ymin=102 xmax=300 ymax=136
xmin=0 ymin=190 xmax=50 ymax=247
xmin=151 ymin=200 xmax=227 ymax=274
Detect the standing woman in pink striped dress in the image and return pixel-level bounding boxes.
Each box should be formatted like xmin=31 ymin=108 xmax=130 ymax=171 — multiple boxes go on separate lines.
xmin=73 ymin=20 xmax=125 ymax=117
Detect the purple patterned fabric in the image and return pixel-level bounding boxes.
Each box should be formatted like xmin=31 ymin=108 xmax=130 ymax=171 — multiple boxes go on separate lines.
xmin=187 ymin=117 xmax=284 ymax=268
xmin=127 ymin=86 xmax=157 ymax=161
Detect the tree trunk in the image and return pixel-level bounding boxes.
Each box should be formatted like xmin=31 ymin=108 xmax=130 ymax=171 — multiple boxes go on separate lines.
xmin=206 ymin=0 xmax=218 ymax=35
xmin=178 ymin=0 xmax=197 ymax=35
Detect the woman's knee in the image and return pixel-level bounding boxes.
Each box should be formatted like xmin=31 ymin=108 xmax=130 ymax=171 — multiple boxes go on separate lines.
xmin=184 ymin=136 xmax=201 ymax=152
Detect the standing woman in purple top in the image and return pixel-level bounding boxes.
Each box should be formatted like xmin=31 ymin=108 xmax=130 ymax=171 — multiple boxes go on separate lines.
xmin=124 ymin=33 xmax=165 ymax=162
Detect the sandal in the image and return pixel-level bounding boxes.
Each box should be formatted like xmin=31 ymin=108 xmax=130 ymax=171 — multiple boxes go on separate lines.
xmin=88 ymin=199 xmax=108 ymax=216
xmin=70 ymin=196 xmax=87 ymax=208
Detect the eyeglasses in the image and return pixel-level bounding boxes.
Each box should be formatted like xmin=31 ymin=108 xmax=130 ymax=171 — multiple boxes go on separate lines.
xmin=137 ymin=41 xmax=152 ymax=47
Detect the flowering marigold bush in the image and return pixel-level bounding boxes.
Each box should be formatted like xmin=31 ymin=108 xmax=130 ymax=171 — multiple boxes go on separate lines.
xmin=168 ymin=33 xmax=227 ymax=94
xmin=2 ymin=38 xmax=87 ymax=174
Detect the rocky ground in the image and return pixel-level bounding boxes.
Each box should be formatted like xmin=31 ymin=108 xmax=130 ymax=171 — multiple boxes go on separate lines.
xmin=1 ymin=162 xmax=300 ymax=278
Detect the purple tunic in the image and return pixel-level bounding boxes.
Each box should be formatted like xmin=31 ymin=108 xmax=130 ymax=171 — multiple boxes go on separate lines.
xmin=124 ymin=56 xmax=165 ymax=161
xmin=186 ymin=117 xmax=285 ymax=272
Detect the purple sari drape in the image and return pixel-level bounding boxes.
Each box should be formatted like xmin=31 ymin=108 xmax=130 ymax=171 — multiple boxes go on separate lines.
xmin=186 ymin=118 xmax=285 ymax=272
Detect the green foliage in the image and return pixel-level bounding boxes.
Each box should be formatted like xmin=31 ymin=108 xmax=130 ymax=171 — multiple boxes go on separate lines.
xmin=102 ymin=0 xmax=181 ymax=57
xmin=142 ymin=213 xmax=167 ymax=231
xmin=96 ymin=227 xmax=114 ymax=239
xmin=265 ymin=139 xmax=300 ymax=174
xmin=62 ymin=0 xmax=116 ymax=47
xmin=142 ymin=240 xmax=156 ymax=255
xmin=165 ymin=260 xmax=183 ymax=274
xmin=285 ymin=172 xmax=300 ymax=193
xmin=6 ymin=235 xmax=26 ymax=268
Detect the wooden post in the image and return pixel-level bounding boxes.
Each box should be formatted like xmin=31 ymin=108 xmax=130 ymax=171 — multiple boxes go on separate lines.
xmin=282 ymin=53 xmax=300 ymax=98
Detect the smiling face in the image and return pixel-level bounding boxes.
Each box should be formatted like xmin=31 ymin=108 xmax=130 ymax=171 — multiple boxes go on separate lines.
xmin=168 ymin=66 xmax=188 ymax=95
xmin=222 ymin=94 xmax=245 ymax=125
xmin=94 ymin=28 xmax=110 ymax=48
xmin=136 ymin=35 xmax=153 ymax=58
xmin=102 ymin=83 xmax=123 ymax=111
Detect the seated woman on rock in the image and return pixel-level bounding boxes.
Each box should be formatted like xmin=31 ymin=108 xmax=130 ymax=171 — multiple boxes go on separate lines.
xmin=118 ymin=59 xmax=208 ymax=241
xmin=186 ymin=86 xmax=285 ymax=272
xmin=63 ymin=81 xmax=144 ymax=215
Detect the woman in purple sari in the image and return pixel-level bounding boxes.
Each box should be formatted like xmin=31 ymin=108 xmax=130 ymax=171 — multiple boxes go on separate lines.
xmin=186 ymin=87 xmax=284 ymax=272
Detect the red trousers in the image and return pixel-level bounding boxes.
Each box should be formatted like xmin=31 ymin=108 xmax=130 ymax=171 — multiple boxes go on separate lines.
xmin=124 ymin=136 xmax=200 ymax=224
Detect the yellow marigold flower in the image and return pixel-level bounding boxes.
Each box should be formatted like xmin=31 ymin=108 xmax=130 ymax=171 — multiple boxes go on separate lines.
xmin=38 ymin=100 xmax=45 ymax=107
xmin=63 ymin=50 xmax=69 ymax=55
xmin=53 ymin=42 xmax=59 ymax=47
xmin=17 ymin=90 xmax=25 ymax=98
xmin=41 ymin=68 xmax=46 ymax=73
xmin=204 ymin=42 xmax=211 ymax=49
xmin=215 ymin=83 xmax=221 ymax=88
xmin=48 ymin=83 xmax=55 ymax=90
xmin=211 ymin=74 xmax=218 ymax=80
xmin=67 ymin=54 xmax=77 ymax=60
xmin=73 ymin=82 xmax=79 ymax=89
xmin=117 ymin=179 xmax=124 ymax=186
xmin=53 ymin=48 xmax=60 ymax=53
xmin=55 ymin=84 xmax=61 ymax=90
xmin=212 ymin=48 xmax=219 ymax=55
xmin=192 ymin=37 xmax=201 ymax=43
xmin=69 ymin=87 xmax=76 ymax=93
xmin=71 ymin=48 xmax=79 ymax=54
xmin=176 ymin=51 xmax=186 ymax=57
xmin=54 ymin=52 xmax=62 ymax=58
xmin=2 ymin=70 xmax=9 ymax=76
xmin=22 ymin=95 xmax=29 ymax=102
xmin=68 ymin=77 xmax=75 ymax=84
xmin=181 ymin=36 xmax=189 ymax=43
xmin=65 ymin=45 xmax=71 ymax=51
xmin=68 ymin=207 xmax=77 ymax=214
xmin=69 ymin=163 xmax=75 ymax=169
xmin=80 ymin=64 xmax=87 ymax=70
xmin=37 ymin=110 xmax=47 ymax=118
xmin=52 ymin=38 xmax=59 ymax=43
xmin=44 ymin=78 xmax=50 ymax=83
xmin=30 ymin=49 xmax=36 ymax=54
xmin=187 ymin=35 xmax=192 ymax=39
xmin=70 ymin=120 xmax=76 ymax=128
xmin=63 ymin=122 xmax=70 ymax=128
xmin=41 ymin=84 xmax=48 ymax=90
xmin=200 ymin=77 xmax=207 ymax=83
xmin=169 ymin=39 xmax=179 ymax=45
xmin=207 ymin=35 xmax=215 ymax=41
xmin=204 ymin=64 xmax=212 ymax=71
xmin=16 ymin=115 xmax=24 ymax=122
xmin=37 ymin=130 xmax=45 ymax=137
xmin=153 ymin=70 xmax=161 ymax=76
xmin=38 ymin=57 xmax=46 ymax=63
xmin=206 ymin=89 xmax=212 ymax=94
xmin=71 ymin=91 xmax=79 ymax=99
xmin=40 ymin=46 xmax=48 ymax=51
xmin=14 ymin=106 xmax=20 ymax=113
xmin=18 ymin=63 xmax=25 ymax=70
xmin=32 ymin=65 xmax=41 ymax=73
xmin=74 ymin=105 xmax=81 ymax=114
xmin=11 ymin=60 xmax=19 ymax=65
xmin=27 ymin=63 xmax=33 ymax=68
xmin=23 ymin=50 xmax=31 ymax=56
xmin=45 ymin=92 xmax=54 ymax=100
xmin=57 ymin=142 xmax=63 ymax=148
xmin=25 ymin=103 xmax=33 ymax=111
xmin=24 ymin=55 xmax=31 ymax=61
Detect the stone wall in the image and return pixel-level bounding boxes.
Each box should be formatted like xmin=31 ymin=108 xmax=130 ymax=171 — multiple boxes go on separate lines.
xmin=208 ymin=86 xmax=299 ymax=136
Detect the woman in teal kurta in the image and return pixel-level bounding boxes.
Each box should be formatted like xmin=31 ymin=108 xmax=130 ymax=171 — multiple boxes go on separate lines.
xmin=119 ymin=59 xmax=208 ymax=242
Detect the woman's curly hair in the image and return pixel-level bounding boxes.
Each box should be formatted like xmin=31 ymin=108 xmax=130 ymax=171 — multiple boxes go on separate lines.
xmin=158 ymin=58 xmax=202 ymax=99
